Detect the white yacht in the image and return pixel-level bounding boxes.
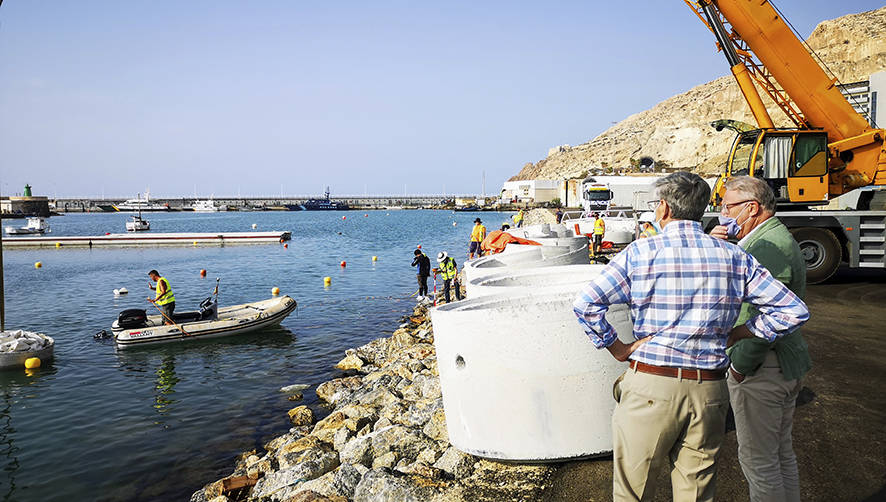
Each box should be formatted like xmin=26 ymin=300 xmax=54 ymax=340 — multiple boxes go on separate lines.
xmin=125 ymin=215 xmax=150 ymax=232
xmin=191 ymin=199 xmax=226 ymax=212
xmin=114 ymin=191 xmax=169 ymax=212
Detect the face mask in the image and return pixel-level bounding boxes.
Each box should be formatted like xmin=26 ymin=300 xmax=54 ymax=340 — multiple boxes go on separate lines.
xmin=718 ymin=203 xmax=751 ymax=238
xmin=651 ymin=220 xmax=662 ymax=234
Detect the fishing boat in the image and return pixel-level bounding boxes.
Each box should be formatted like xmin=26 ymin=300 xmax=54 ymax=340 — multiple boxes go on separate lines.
xmin=111 ymin=295 xmax=297 ymax=348
xmin=125 ymin=215 xmax=150 ymax=232
xmin=4 ymin=217 xmax=50 ymax=235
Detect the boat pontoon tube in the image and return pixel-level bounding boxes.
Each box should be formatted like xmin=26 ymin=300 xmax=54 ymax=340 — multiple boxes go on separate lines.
xmin=430 ymin=290 xmax=632 ymax=461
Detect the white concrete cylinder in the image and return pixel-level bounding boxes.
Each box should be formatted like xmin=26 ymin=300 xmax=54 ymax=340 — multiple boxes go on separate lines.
xmin=464 ymin=244 xmax=590 ymax=282
xmin=430 ymin=290 xmax=632 ymax=461
xmin=465 ymin=264 xmax=607 ymax=298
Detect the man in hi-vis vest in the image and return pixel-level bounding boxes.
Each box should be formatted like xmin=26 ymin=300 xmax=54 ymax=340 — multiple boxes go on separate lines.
xmin=148 ymin=269 xmax=176 ymax=325
xmin=435 ymin=252 xmax=462 ymax=304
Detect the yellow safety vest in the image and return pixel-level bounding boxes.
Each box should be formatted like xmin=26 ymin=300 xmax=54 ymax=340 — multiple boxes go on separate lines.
xmin=470 ymin=224 xmax=486 ymax=242
xmin=514 ymin=211 xmax=524 ymax=222
xmin=594 ymin=218 xmax=606 ymax=236
xmin=640 ymin=224 xmax=658 ymax=239
xmin=155 ymin=277 xmax=175 ymax=305
xmin=440 ymin=257 xmax=458 ymax=280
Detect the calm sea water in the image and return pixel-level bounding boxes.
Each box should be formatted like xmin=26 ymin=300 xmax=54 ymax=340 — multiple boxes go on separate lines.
xmin=0 ymin=209 xmax=512 ymax=502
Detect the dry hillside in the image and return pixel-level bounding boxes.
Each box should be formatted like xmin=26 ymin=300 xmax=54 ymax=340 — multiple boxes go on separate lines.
xmin=511 ymin=6 xmax=886 ymax=181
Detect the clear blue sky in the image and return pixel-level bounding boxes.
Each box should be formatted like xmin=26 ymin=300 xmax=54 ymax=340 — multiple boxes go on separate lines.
xmin=0 ymin=1 xmax=882 ymax=198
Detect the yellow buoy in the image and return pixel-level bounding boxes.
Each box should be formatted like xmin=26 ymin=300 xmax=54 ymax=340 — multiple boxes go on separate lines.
xmin=34 ymin=262 xmax=42 ymax=269
xmin=193 ymin=241 xmax=198 ymax=246
xmin=55 ymin=242 xmax=61 ymax=248
xmin=271 ymin=287 xmax=280 ymax=296
xmin=24 ymin=357 xmax=41 ymax=369
xmin=251 ymin=223 xmax=257 ymax=229
xmin=372 ymin=256 xmax=378 ymax=261
xmin=323 ymin=276 xmax=332 ymax=286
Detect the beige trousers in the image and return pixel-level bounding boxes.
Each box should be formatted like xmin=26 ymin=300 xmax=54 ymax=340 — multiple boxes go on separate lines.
xmin=728 ymin=351 xmax=802 ymax=502
xmin=612 ymin=368 xmax=729 ymax=502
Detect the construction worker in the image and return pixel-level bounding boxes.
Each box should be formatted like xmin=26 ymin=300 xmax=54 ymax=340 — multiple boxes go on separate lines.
xmin=637 ymin=212 xmax=659 ymax=239
xmin=435 ymin=252 xmax=462 ymax=303
xmin=468 ymin=217 xmax=486 ymax=259
xmin=148 ymin=269 xmax=175 ymax=325
xmin=411 ymin=249 xmax=431 ymax=299
xmin=513 ymin=209 xmax=525 ymax=228
xmin=592 ymin=213 xmax=606 ymax=255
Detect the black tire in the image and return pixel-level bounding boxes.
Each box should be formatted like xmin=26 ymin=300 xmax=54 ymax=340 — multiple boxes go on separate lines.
xmin=790 ymin=227 xmax=841 ymax=284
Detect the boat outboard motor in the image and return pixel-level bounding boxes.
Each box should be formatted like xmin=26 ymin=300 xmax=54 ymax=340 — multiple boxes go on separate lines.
xmin=199 ymin=297 xmax=218 ymax=321
xmin=118 ymin=309 xmax=148 ymax=329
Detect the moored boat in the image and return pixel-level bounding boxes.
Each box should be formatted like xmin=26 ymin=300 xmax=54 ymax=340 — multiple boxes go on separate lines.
xmin=125 ymin=215 xmax=150 ymax=232
xmin=112 ymin=295 xmax=297 ymax=348
xmin=4 ymin=217 xmax=50 ymax=235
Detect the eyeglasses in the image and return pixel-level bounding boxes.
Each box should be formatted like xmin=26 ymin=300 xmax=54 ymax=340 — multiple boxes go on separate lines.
xmin=721 ymin=199 xmax=755 ymax=212
xmin=646 ymin=200 xmax=662 ymax=211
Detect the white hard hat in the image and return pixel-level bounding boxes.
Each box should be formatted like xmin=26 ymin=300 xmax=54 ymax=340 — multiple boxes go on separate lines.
xmin=638 ymin=212 xmax=656 ymax=223
xmin=437 ymin=251 xmax=448 ymax=262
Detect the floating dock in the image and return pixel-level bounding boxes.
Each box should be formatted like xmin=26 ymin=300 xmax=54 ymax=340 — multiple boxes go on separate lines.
xmin=1 ymin=231 xmax=291 ymax=249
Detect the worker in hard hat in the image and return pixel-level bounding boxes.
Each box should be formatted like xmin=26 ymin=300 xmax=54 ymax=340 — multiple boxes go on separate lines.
xmin=513 ymin=209 xmax=525 ymax=228
xmin=148 ymin=269 xmax=176 ymax=325
xmin=435 ymin=252 xmax=462 ymax=303
xmin=637 ymin=212 xmax=659 ymax=239
xmin=592 ymin=213 xmax=606 ymax=255
xmin=468 ymin=218 xmax=486 ymax=259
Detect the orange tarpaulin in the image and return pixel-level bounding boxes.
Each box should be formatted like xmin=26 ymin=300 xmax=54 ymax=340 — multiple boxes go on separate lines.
xmin=480 ymin=230 xmax=542 ymax=255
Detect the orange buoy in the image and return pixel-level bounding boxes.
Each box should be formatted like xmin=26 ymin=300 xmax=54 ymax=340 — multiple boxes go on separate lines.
xmin=284 ymin=243 xmax=289 ymax=249
xmin=340 ymin=261 xmax=346 ymax=267
xmin=417 ymin=244 xmax=421 ymax=249
xmin=342 ymin=216 xmax=347 ymax=220
xmin=200 ymin=269 xmax=207 ymax=277
xmin=364 ymin=214 xmax=368 ymax=217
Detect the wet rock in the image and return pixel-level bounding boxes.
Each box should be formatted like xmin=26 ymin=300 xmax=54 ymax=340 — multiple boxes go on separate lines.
xmin=335 ymin=353 xmax=365 ymax=372
xmin=316 ymin=376 xmax=363 ymax=406
xmin=433 ymin=447 xmax=475 ymax=479
xmin=287 ymin=392 xmax=304 ymax=401
xmin=422 ymin=407 xmax=448 ymax=443
xmin=288 ymin=406 xmax=315 ymax=426
xmin=281 ymin=384 xmax=310 ymax=394
xmin=352 ymin=468 xmax=440 ymax=502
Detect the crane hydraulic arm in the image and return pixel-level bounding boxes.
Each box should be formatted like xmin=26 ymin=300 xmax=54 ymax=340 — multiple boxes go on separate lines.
xmin=688 ymin=0 xmax=886 ymax=202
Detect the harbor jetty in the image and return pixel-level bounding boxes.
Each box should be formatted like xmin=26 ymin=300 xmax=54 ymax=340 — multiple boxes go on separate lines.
xmin=1 ymin=231 xmax=291 ymax=249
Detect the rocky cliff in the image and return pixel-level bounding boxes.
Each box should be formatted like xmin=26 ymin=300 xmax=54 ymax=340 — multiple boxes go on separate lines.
xmin=511 ymin=6 xmax=886 ymax=180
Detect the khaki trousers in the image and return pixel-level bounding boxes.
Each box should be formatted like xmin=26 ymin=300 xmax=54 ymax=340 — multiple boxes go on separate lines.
xmin=728 ymin=351 xmax=802 ymax=502
xmin=612 ymin=368 xmax=729 ymax=502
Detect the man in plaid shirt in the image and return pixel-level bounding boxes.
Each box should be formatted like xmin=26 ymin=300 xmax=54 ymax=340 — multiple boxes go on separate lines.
xmin=573 ymin=172 xmax=809 ymax=502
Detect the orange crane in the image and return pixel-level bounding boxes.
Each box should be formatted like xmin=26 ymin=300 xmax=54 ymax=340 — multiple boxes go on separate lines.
xmin=686 ymin=0 xmax=886 ymax=205
xmin=686 ymin=0 xmax=886 ymax=283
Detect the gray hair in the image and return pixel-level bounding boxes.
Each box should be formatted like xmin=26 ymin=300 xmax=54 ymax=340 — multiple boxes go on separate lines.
xmin=653 ymin=172 xmax=711 ymax=221
xmin=723 ymin=176 xmax=776 ymax=213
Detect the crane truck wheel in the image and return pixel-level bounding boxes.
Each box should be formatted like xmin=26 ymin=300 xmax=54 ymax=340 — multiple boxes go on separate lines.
xmin=790 ymin=227 xmax=841 ymax=284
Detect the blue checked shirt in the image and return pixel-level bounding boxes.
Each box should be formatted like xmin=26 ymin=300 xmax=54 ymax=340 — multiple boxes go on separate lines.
xmin=573 ymin=220 xmax=809 ymax=370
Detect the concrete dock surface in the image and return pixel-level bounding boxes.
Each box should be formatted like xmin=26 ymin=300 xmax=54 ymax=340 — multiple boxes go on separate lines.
xmin=543 ymin=267 xmax=886 ymax=502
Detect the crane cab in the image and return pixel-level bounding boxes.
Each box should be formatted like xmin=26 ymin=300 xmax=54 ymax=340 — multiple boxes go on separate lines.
xmin=714 ymin=129 xmax=829 ymax=206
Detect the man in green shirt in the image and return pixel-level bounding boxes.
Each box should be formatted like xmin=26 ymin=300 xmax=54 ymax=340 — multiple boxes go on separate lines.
xmin=711 ymin=176 xmax=810 ymax=502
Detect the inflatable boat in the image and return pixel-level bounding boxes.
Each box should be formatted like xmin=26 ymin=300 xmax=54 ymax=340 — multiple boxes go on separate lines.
xmin=111 ymin=295 xmax=297 ymax=348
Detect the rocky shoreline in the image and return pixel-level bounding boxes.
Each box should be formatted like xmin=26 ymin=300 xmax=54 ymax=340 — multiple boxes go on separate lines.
xmin=190 ymin=300 xmax=556 ymax=502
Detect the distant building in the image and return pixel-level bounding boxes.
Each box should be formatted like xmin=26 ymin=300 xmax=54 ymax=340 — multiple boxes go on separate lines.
xmin=500 ymin=180 xmax=561 ymax=204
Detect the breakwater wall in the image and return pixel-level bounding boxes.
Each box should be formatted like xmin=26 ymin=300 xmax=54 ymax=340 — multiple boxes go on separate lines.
xmin=190 ymin=300 xmax=555 ymax=502
xmin=51 ymin=196 xmax=475 ymax=212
